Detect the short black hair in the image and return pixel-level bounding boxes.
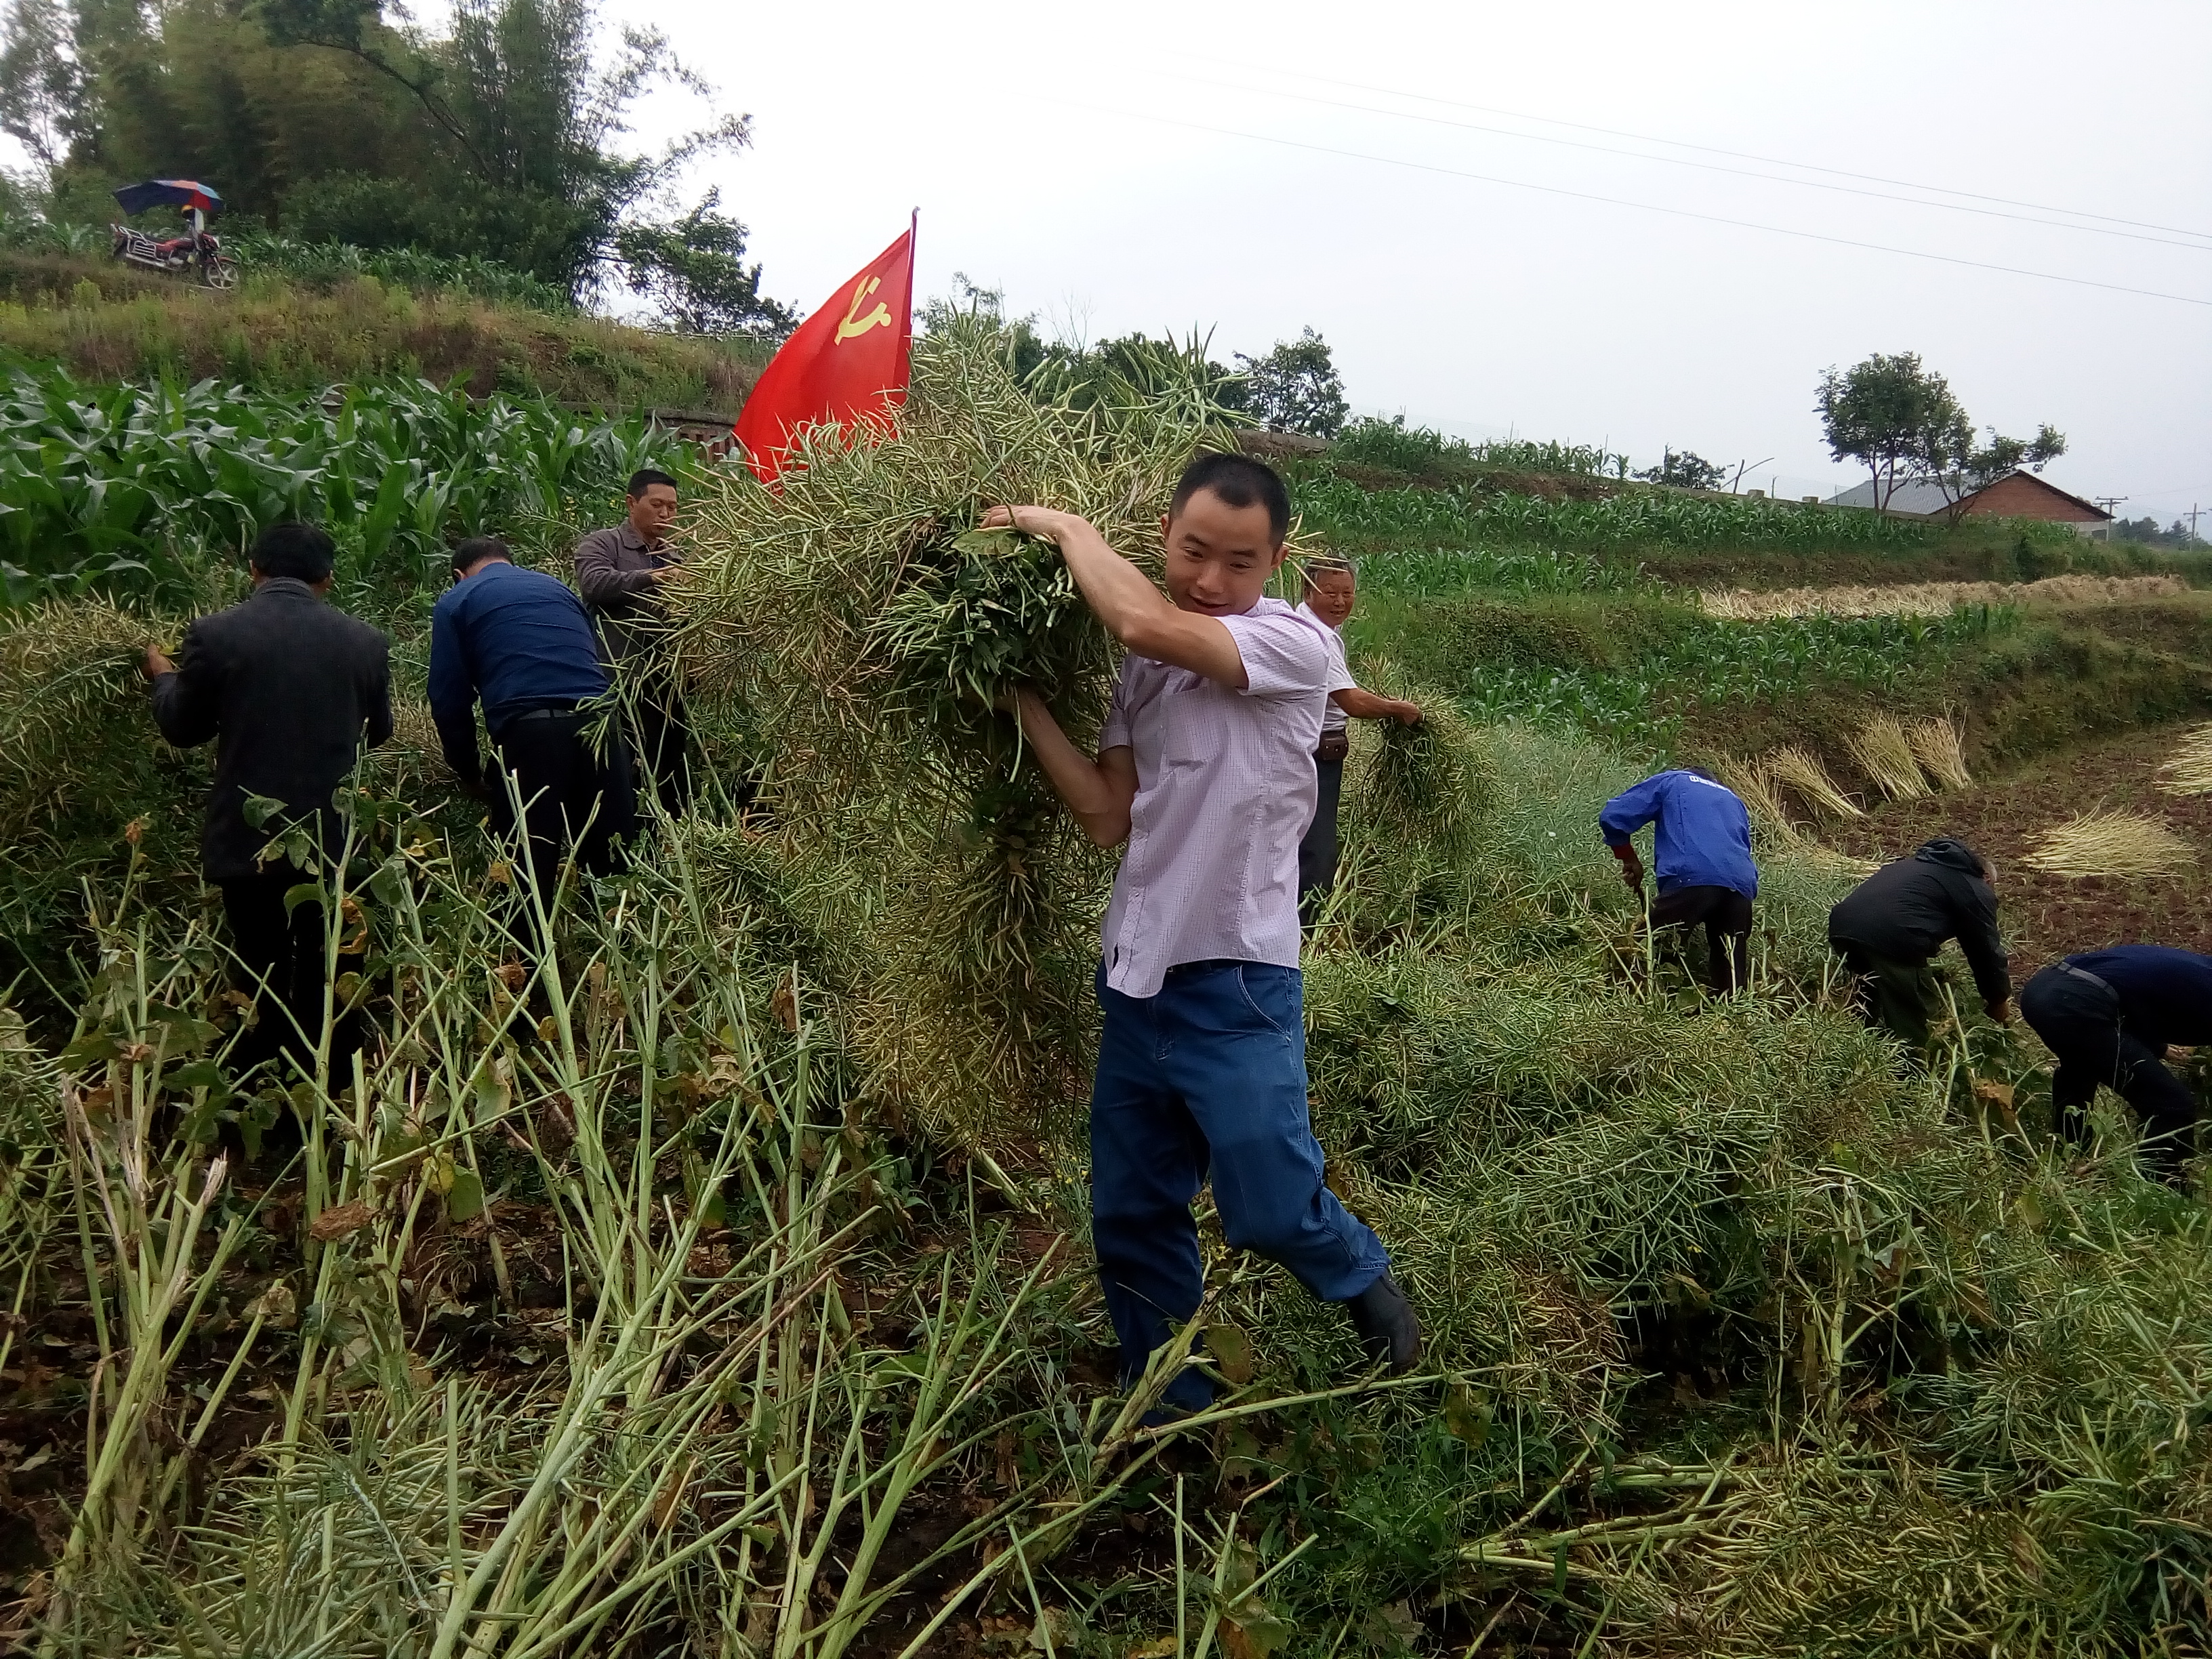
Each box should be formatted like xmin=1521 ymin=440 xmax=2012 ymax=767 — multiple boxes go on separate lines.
xmin=627 ymin=468 xmax=679 ymax=498
xmin=249 ymin=522 xmax=336 ymax=583
xmin=1169 ymin=452 xmax=1290 ymax=545
xmin=451 ymin=535 xmax=512 ymax=576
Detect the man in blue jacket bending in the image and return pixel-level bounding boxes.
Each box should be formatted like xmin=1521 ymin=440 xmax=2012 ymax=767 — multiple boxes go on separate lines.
xmin=1599 ymin=769 xmax=1759 ymax=994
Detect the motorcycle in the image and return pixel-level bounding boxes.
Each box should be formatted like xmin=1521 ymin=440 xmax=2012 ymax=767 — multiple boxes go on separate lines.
xmin=111 ymin=221 xmax=238 ymax=289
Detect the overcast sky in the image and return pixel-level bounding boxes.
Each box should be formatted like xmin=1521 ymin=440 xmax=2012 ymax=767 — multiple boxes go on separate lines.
xmin=600 ymin=0 xmax=2210 ymax=516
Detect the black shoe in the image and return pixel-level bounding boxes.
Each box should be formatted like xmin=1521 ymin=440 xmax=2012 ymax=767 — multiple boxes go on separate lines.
xmin=1345 ymin=1271 xmax=1422 ymax=1375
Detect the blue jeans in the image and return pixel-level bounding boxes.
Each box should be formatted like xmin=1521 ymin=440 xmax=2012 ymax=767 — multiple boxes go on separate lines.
xmin=1090 ymin=959 xmax=1391 ymax=1411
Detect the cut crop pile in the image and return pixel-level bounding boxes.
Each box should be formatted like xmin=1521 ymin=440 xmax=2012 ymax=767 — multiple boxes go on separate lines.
xmin=669 ymin=316 xmax=1242 ymax=1146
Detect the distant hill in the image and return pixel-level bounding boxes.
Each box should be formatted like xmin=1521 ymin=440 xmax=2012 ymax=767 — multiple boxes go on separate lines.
xmin=0 ymin=251 xmax=766 ymax=409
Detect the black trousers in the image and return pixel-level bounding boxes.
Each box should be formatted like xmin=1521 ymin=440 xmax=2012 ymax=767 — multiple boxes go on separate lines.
xmin=487 ymin=712 xmax=636 ymax=906
xmin=1650 ymin=884 xmax=1753 ymax=994
xmin=218 ymin=865 xmax=363 ymax=1078
xmin=1297 ymin=752 xmax=1346 ymax=924
xmin=2020 ymin=964 xmax=2198 ymax=1179
xmin=630 ymin=687 xmax=693 ymax=818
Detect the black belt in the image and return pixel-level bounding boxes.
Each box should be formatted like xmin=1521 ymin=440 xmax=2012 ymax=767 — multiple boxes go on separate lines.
xmin=2059 ymin=962 xmax=2115 ymax=996
xmin=489 ymin=701 xmax=582 ymax=741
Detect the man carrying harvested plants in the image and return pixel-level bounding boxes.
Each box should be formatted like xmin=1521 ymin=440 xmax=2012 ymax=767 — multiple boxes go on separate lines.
xmin=991 ymin=453 xmax=1420 ymax=1416
xmin=143 ymin=522 xmax=392 ymax=1079
xmin=1828 ymin=839 xmax=2008 ymax=1051
xmin=575 ymin=469 xmax=695 ymax=815
xmin=430 ymin=537 xmax=636 ymax=918
xmin=2020 ymin=945 xmax=2211 ymax=1187
xmin=1600 ymin=769 xmax=1758 ymax=994
xmin=1295 ymin=556 xmax=1422 ymax=922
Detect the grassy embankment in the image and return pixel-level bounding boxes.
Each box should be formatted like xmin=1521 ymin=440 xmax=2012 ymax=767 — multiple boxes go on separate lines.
xmin=1295 ymin=460 xmax=2212 ymax=776
xmin=0 ymin=249 xmax=765 ymax=407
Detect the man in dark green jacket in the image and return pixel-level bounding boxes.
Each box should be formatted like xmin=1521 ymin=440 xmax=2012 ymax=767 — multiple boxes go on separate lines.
xmin=1828 ymin=838 xmax=2010 ymax=1050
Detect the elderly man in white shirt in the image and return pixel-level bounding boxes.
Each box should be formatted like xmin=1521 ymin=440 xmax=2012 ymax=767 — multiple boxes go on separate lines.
xmin=1293 ymin=556 xmax=1421 ymax=920
xmin=996 ymin=453 xmax=1421 ymax=1419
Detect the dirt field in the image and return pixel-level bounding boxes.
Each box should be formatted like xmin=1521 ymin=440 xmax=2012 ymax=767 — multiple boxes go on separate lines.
xmin=1829 ymin=721 xmax=2212 ymax=975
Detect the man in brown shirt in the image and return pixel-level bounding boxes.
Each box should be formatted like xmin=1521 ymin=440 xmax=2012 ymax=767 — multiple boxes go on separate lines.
xmin=575 ymin=468 xmax=691 ymax=814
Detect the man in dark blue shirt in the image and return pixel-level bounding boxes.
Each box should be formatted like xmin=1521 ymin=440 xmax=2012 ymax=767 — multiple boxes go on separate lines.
xmin=1600 ymin=769 xmax=1759 ymax=994
xmin=429 ymin=538 xmax=635 ymax=905
xmin=2020 ymin=945 xmax=2212 ymax=1186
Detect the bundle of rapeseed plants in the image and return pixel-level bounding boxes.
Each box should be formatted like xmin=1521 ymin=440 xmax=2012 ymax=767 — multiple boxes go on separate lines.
xmin=672 ymin=315 xmax=1242 ymax=1145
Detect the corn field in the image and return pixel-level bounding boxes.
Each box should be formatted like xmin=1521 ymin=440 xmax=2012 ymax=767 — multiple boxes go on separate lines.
xmin=1293 ymin=472 xmax=1936 ymax=553
xmin=0 ymin=365 xmax=682 ymax=605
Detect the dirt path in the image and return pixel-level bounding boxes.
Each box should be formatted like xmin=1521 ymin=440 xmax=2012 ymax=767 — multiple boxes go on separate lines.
xmin=1828 ymin=722 xmax=2212 ymax=977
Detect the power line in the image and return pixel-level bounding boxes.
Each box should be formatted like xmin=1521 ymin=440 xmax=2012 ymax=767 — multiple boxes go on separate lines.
xmin=1150 ymin=69 xmax=2212 ymax=254
xmin=1199 ymin=60 xmax=2212 ymax=245
xmin=1075 ymin=101 xmax=2212 ymax=310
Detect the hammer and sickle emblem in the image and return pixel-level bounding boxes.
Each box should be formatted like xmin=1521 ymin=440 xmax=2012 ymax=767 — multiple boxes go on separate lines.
xmin=834 ymin=275 xmax=893 ymax=344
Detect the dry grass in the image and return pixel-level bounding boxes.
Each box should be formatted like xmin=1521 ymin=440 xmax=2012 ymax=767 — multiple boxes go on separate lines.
xmin=1765 ymin=745 xmax=1863 ymax=819
xmin=1712 ymin=756 xmax=1878 ymax=878
xmin=1847 ymin=716 xmax=1931 ymax=802
xmin=2022 ymin=808 xmax=2198 ymax=878
xmin=1906 ymin=716 xmax=1973 ymax=791
xmin=1698 ymin=574 xmax=2190 ymax=620
xmin=2156 ymin=722 xmax=2212 ymax=797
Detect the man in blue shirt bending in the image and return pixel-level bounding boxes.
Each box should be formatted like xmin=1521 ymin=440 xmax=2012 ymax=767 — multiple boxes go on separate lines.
xmin=1599 ymin=769 xmax=1759 ymax=994
xmin=2020 ymin=944 xmax=2212 ymax=1186
xmin=429 ymin=538 xmax=636 ymax=905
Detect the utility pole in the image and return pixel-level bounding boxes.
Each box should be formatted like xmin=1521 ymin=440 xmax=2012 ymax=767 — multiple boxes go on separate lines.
xmin=2190 ymin=503 xmax=2203 ymax=548
xmin=2093 ymin=496 xmax=2127 ymax=541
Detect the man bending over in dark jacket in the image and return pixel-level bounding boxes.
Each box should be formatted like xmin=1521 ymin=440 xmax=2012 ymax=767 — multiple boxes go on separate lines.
xmin=144 ymin=522 xmax=392 ymax=1078
xmin=1828 ymin=838 xmax=2009 ymax=1051
xmin=2020 ymin=945 xmax=2212 ymax=1187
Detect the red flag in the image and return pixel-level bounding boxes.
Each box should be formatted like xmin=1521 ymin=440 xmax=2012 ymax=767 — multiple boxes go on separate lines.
xmin=733 ymin=216 xmax=916 ymax=484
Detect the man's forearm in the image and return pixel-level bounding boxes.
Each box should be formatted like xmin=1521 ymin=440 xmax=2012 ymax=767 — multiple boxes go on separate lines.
xmin=1336 ymin=687 xmax=1418 ymax=722
xmin=1051 ymin=516 xmax=1178 ymax=644
xmin=1013 ymin=689 xmax=1130 ymax=847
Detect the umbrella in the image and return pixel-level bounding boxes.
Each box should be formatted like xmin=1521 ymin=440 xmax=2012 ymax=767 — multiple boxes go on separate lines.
xmin=112 ymin=179 xmax=224 ymax=217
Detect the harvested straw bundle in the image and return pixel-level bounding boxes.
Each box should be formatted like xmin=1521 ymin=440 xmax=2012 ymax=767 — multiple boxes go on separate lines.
xmin=1332 ymin=658 xmax=1497 ymax=932
xmin=673 ymin=317 xmax=1241 ymax=1142
xmin=0 ymin=599 xmax=169 ymax=845
xmin=1712 ymin=756 xmax=1877 ymax=880
xmin=2156 ymin=722 xmax=2212 ymax=796
xmin=1765 ymin=745 xmax=1862 ymax=819
xmin=1847 ymin=716 xmax=1931 ymax=801
xmin=2023 ymin=809 xmax=2196 ymax=878
xmin=1905 ymin=716 xmax=1972 ymax=791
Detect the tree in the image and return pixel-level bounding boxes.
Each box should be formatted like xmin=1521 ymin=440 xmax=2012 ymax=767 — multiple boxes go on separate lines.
xmin=0 ymin=0 xmax=84 ymax=175
xmin=1815 ymin=352 xmax=1965 ymax=510
xmin=1634 ymin=448 xmax=1725 ymax=491
xmin=36 ymin=0 xmax=777 ymax=309
xmin=1236 ymin=327 xmax=1348 ymax=438
xmin=611 ymin=188 xmax=790 ymax=336
xmin=1816 ymin=352 xmax=2066 ymax=518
